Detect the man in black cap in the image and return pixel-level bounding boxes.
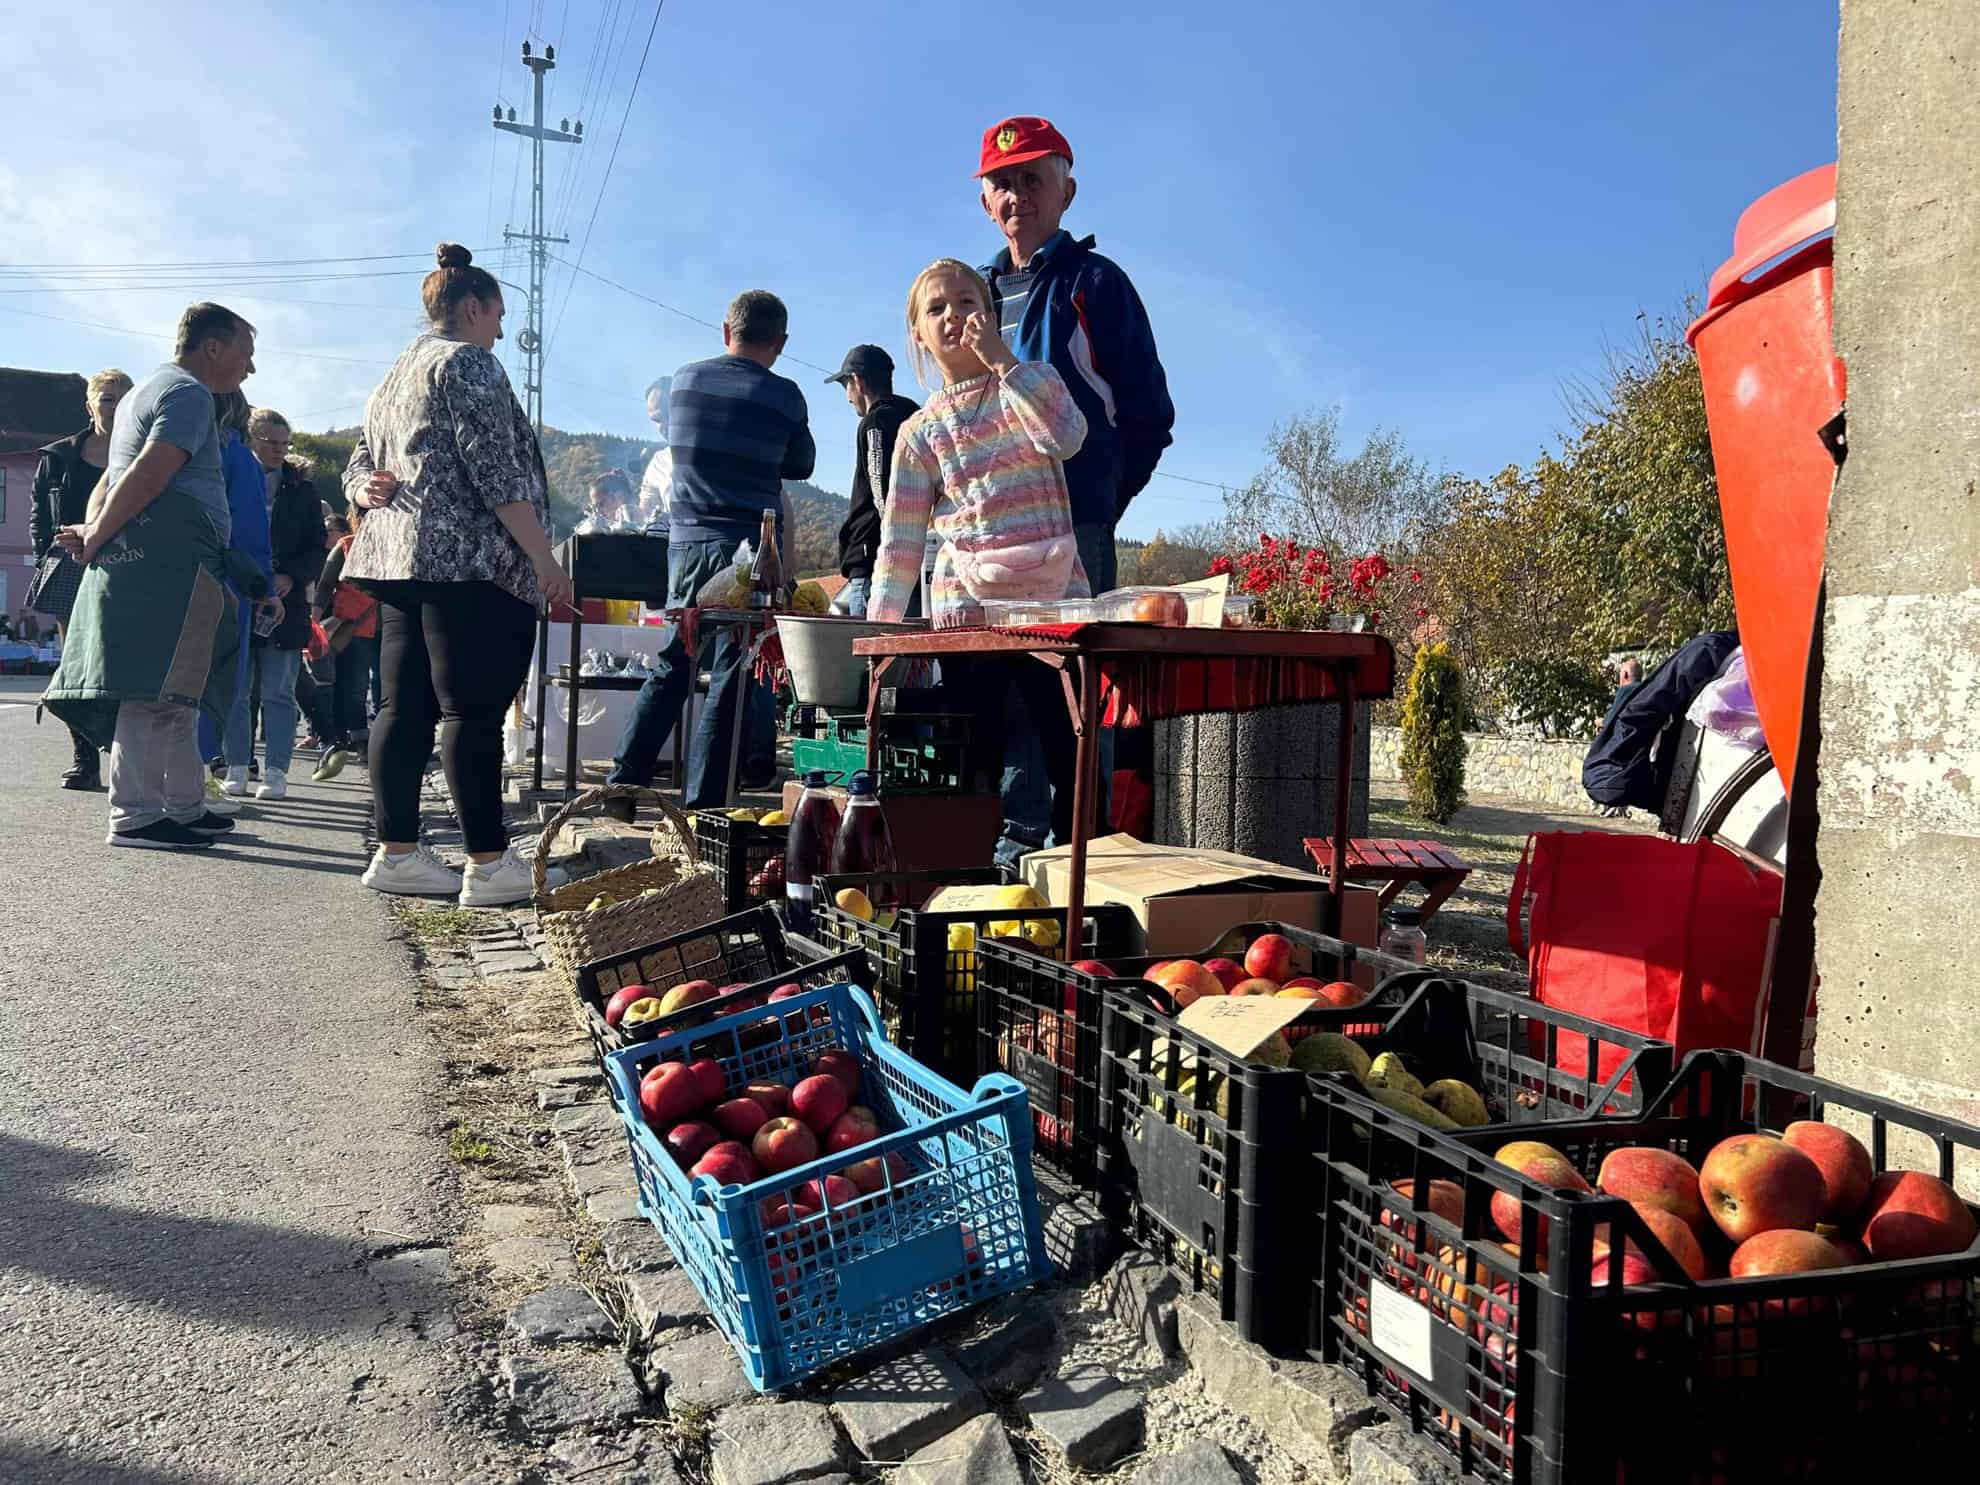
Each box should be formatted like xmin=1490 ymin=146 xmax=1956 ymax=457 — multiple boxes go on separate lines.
xmin=824 ymin=345 xmax=919 ymax=617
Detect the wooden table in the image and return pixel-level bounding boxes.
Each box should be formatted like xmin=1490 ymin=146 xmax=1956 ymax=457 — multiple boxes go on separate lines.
xmin=1298 ymin=836 xmax=1473 ymax=925
xmin=852 ymin=624 xmax=1395 ymax=944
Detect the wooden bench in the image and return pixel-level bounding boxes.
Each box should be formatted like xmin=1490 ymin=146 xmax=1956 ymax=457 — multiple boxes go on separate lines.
xmin=1299 ymin=836 xmax=1473 ymax=925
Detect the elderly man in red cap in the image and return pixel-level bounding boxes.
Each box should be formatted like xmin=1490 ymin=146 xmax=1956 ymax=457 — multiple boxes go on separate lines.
xmin=977 ymin=115 xmax=1174 ymax=863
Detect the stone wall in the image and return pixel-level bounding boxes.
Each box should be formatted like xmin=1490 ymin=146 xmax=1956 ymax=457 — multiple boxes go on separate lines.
xmin=1370 ymin=725 xmax=1601 ymax=814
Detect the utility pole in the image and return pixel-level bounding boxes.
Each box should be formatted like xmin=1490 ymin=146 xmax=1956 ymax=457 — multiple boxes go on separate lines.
xmin=494 ymin=40 xmax=582 ymax=434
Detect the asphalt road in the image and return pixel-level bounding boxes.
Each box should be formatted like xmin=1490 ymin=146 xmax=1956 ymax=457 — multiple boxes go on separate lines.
xmin=0 ymin=679 xmax=505 ymax=1483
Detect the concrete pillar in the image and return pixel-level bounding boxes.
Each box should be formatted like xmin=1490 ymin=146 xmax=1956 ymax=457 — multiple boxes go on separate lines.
xmin=1817 ymin=2 xmax=1980 ymax=1157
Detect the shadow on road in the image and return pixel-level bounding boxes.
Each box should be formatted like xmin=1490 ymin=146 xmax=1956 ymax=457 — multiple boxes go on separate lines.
xmin=0 ymin=1133 xmax=443 ymax=1337
xmin=0 ymin=1440 xmax=233 ymax=1485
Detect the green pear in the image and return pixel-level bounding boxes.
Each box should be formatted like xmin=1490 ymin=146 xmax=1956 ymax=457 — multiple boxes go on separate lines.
xmin=1291 ymin=1033 xmax=1373 ymax=1084
xmin=1423 ymin=1079 xmax=1490 ymax=1128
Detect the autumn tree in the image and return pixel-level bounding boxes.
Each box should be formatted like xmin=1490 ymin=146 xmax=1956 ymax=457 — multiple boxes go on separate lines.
xmin=1227 ymin=407 xmax=1440 ymax=556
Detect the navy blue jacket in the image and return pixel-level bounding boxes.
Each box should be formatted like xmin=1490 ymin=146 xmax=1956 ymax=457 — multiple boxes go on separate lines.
xmin=666 ymin=354 xmax=816 ymax=546
xmin=983 ymin=231 xmax=1174 ymax=527
xmin=1583 ymin=632 xmax=1741 ymax=811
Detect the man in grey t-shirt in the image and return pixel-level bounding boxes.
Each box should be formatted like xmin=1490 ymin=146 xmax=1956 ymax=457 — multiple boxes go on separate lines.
xmin=52 ymin=301 xmax=257 ymax=851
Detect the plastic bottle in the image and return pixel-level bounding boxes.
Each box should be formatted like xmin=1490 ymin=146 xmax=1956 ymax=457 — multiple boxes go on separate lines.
xmin=829 ymin=771 xmax=898 ymax=886
xmin=784 ymin=770 xmax=842 ymax=936
xmin=1380 ymin=905 xmax=1428 ymax=966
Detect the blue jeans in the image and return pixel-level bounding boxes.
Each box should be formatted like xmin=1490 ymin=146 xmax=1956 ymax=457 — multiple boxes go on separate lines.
xmin=832 ymin=576 xmax=870 ymax=617
xmin=609 ymin=538 xmax=777 ymax=807
xmin=996 ymin=521 xmax=1118 ymax=865
xmin=225 ymin=647 xmax=302 ymax=774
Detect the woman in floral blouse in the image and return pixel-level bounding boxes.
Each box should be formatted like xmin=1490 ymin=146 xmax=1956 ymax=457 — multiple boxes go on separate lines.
xmin=342 ymin=243 xmax=572 ymax=907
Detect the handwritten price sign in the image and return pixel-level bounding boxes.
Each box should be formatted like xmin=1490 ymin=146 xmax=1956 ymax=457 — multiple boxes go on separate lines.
xmin=1177 ymin=993 xmax=1309 ymax=1059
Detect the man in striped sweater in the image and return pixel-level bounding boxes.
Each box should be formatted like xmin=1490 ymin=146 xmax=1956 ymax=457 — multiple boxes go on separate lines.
xmin=606 ymin=291 xmax=814 ymax=815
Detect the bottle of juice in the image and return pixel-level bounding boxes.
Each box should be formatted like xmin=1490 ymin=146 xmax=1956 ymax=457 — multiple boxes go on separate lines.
xmin=784 ymin=769 xmax=841 ymax=936
xmin=829 ymin=771 xmax=898 ymax=896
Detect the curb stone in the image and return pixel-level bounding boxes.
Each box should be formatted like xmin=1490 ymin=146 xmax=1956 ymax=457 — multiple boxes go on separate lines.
xmin=893 ymin=1412 xmax=1023 ymax=1485
xmin=1018 ymin=1365 xmax=1144 ymax=1472
xmin=1348 ymin=1424 xmax=1462 ymax=1485
xmin=832 ymin=1348 xmax=984 ymax=1460
xmin=707 ymin=1400 xmax=845 ymax=1485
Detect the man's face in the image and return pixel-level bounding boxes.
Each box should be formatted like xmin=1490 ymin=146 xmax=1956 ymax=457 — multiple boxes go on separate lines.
xmin=981 ymin=160 xmax=1074 ymax=249
xmin=646 ymin=388 xmax=668 ymax=437
xmin=250 ymin=421 xmax=292 ymax=471
xmin=842 ymin=376 xmax=863 ymax=412
xmin=205 ymin=330 xmax=256 ymax=394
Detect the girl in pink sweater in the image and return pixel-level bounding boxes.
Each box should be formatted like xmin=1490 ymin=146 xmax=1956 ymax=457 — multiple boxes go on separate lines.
xmin=867 ymin=257 xmax=1088 ymax=845
xmin=865 ymin=258 xmax=1088 ymax=628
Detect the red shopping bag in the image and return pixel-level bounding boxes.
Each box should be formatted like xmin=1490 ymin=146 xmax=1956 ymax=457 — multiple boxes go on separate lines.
xmin=1507 ymin=832 xmax=1787 ymax=1081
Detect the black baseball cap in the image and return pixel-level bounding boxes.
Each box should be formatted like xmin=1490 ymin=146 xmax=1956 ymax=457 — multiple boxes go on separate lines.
xmin=825 ymin=345 xmax=894 ymax=385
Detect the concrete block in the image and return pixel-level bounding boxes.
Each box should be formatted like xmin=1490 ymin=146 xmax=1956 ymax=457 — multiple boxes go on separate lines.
xmin=950 ymin=1294 xmax=1057 ymax=1396
xmin=649 ymin=1327 xmax=753 ymax=1414
xmin=1174 ymin=1295 xmax=1383 ymax=1480
xmin=1132 ymin=1437 xmax=1244 ymax=1485
xmin=541 ymin=1086 xmax=590 ymax=1111
xmin=1101 ymin=1252 xmax=1182 ymax=1360
xmin=1018 ymin=1365 xmax=1144 ymax=1472
xmin=508 ymin=1284 xmax=615 ymax=1346
xmin=832 ymin=1348 xmax=984 ymax=1460
xmin=484 ymin=1235 xmax=577 ymax=1284
xmin=708 ymin=1400 xmax=844 ymax=1485
xmin=587 ymin=1190 xmax=644 ymax=1225
xmin=503 ymin=1353 xmax=646 ymax=1435
xmin=569 ymin=1156 xmax=639 ymax=1202
xmin=893 ymin=1413 xmax=1023 ymax=1485
xmin=600 ymin=1219 xmax=674 ymax=1274
xmin=552 ymin=1102 xmax=623 ymax=1139
xmin=1347 ymin=1424 xmax=1460 ymax=1485
xmin=625 ymin=1266 xmax=704 ymax=1337
xmin=545 ymin=1435 xmax=675 ymax=1483
xmin=480 ymin=1202 xmax=557 ymax=1237
xmin=533 ymin=1064 xmax=604 ymax=1087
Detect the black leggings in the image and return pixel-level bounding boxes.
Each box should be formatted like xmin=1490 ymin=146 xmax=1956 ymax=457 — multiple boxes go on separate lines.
xmin=370 ymin=581 xmax=535 ymax=854
xmin=941 ymin=655 xmax=1080 ymax=847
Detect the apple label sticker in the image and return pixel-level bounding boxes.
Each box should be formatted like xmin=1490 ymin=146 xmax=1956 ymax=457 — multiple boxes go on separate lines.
xmin=1368 ymin=1279 xmax=1435 ymax=1379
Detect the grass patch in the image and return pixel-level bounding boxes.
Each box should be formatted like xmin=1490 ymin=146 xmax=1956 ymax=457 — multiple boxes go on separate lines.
xmin=397 ymin=904 xmax=481 ymax=948
xmin=447 ymin=1121 xmax=498 ymax=1166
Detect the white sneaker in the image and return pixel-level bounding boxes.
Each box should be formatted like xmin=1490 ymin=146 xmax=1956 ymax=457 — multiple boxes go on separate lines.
xmin=221 ymin=766 xmax=250 ymax=798
xmin=458 ymin=847 xmax=538 ymax=908
xmin=361 ymin=844 xmax=463 ymax=897
xmin=203 ymin=777 xmax=243 ymax=816
xmin=255 ymin=768 xmax=288 ymax=800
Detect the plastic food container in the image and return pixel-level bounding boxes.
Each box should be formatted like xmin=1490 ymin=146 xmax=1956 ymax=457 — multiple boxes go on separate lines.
xmin=1222 ymin=595 xmax=1258 ymax=627
xmin=1091 ymin=588 xmax=1190 ymax=626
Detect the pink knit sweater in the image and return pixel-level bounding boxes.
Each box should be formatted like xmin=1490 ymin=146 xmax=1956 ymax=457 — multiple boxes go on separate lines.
xmin=866 ymin=361 xmax=1089 ymax=627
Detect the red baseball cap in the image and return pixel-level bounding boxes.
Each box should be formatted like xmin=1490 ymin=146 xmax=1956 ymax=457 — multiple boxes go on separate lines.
xmin=975 ymin=116 xmax=1074 ymax=178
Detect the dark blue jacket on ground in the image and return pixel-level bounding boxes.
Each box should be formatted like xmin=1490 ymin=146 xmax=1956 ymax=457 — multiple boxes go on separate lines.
xmin=665 ymin=354 xmax=815 ymax=547
xmin=1583 ymin=631 xmax=1741 ymax=811
xmin=983 ymin=231 xmax=1174 ymax=527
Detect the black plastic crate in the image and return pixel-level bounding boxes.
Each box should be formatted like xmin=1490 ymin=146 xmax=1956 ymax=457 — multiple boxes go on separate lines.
xmin=978 ymin=922 xmax=1418 ymax=1188
xmin=814 ymin=867 xmax=1116 ymax=1084
xmin=690 ymin=809 xmax=787 ymax=915
xmin=1306 ymin=1049 xmax=1980 ymax=1483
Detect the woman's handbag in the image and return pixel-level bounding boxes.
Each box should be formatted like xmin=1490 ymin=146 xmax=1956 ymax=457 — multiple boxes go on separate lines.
xmin=23 ymin=550 xmax=83 ymax=622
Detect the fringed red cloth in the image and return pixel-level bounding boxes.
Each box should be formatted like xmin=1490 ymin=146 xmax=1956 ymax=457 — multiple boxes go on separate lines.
xmin=993 ymin=624 xmax=1394 ymax=726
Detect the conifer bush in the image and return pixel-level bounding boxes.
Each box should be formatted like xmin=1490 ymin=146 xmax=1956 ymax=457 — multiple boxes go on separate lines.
xmin=1400 ymin=644 xmax=1467 ymax=823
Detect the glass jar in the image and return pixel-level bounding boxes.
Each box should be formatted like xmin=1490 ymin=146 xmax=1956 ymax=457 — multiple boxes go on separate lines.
xmin=1380 ymin=906 xmax=1428 ymax=966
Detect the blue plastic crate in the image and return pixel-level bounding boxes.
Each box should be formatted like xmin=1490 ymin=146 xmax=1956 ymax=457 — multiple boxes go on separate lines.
xmin=603 ymin=982 xmax=1052 ymax=1392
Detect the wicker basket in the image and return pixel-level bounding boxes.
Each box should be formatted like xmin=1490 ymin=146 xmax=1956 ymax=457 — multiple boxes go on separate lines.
xmin=533 ymin=784 xmax=726 ymax=981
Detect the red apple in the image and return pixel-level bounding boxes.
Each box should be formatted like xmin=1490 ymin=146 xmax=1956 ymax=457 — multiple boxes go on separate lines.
xmin=1228 ymin=977 xmax=1279 ymax=997
xmin=1730 ymin=1228 xmax=1849 ymax=1277
xmin=1597 ymin=1147 xmax=1707 ymax=1234
xmin=1147 ymin=959 xmax=1223 ymax=1008
xmin=791 ymin=1074 xmax=850 ymax=1135
xmin=1699 ymin=1134 xmax=1826 ymax=1244
xmin=768 ymin=982 xmax=807 ymax=1002
xmin=810 ymin=1049 xmax=862 ymax=1101
xmin=743 ymin=1081 xmax=791 ymax=1119
xmin=1782 ymin=1121 xmax=1875 ymax=1224
xmin=1314 ymin=980 xmax=1366 ymax=1009
xmin=663 ymin=1119 xmax=721 ymax=1168
xmin=1587 ymin=1244 xmax=1658 ymax=1290
xmin=689 ymin=1140 xmax=759 ymax=1187
xmin=656 ymin=978 xmax=718 ymax=1016
xmin=753 ymin=1116 xmax=820 ymax=1175
xmin=1070 ymin=959 xmax=1116 ymax=978
xmin=1244 ymin=933 xmax=1296 ymax=983
xmin=711 ymin=1097 xmax=771 ymax=1142
xmin=760 ymin=1190 xmax=820 ymax=1229
xmin=824 ymin=1106 xmax=881 ymax=1155
xmin=846 ymin=1150 xmax=911 ymax=1194
xmin=1202 ymin=957 xmax=1248 ymax=992
xmin=638 ymin=1062 xmax=704 ymax=1130
xmin=1622 ymin=1203 xmax=1709 ymax=1280
xmin=687 ymin=1057 xmax=726 ymax=1107
xmin=1281 ymin=976 xmax=1322 ymax=992
xmin=1857 ymin=1170 xmax=1979 ymax=1260
xmin=799 ymin=1174 xmax=861 ymax=1210
xmin=1490 ymin=1140 xmax=1590 ymax=1245
xmin=1386 ymin=1178 xmax=1464 ymax=1227
xmin=604 ymin=984 xmax=653 ymax=1028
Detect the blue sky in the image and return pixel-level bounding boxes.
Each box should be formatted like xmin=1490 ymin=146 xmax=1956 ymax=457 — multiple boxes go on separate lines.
xmin=6 ymin=2 xmax=1837 ymax=539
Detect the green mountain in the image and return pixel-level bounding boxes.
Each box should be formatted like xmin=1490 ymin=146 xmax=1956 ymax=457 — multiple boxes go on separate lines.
xmin=294 ymin=424 xmax=851 ymax=578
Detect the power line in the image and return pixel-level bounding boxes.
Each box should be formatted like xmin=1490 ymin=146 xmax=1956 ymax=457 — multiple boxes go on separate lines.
xmin=0 ymin=304 xmax=393 ymax=364
xmin=547 ymin=0 xmax=664 ymax=354
xmin=0 ymin=251 xmax=461 ymax=274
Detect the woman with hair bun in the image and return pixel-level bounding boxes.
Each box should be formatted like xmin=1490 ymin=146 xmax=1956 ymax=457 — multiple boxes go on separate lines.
xmin=341 ymin=243 xmax=572 ymax=906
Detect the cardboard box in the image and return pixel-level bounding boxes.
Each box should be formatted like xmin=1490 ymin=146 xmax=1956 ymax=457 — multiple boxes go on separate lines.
xmin=779 ymin=782 xmax=1003 ymax=875
xmin=1020 ymin=833 xmax=1380 ymax=957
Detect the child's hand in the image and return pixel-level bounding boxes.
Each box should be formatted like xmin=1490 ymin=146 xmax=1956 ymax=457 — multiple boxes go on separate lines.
xmin=962 ymin=312 xmax=1018 ymax=375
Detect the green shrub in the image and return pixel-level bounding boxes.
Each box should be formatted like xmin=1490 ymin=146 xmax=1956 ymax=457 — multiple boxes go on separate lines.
xmin=1400 ymin=644 xmax=1468 ymax=823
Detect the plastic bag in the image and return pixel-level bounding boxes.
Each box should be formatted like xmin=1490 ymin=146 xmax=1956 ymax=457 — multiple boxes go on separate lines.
xmin=694 ymin=539 xmax=754 ymax=609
